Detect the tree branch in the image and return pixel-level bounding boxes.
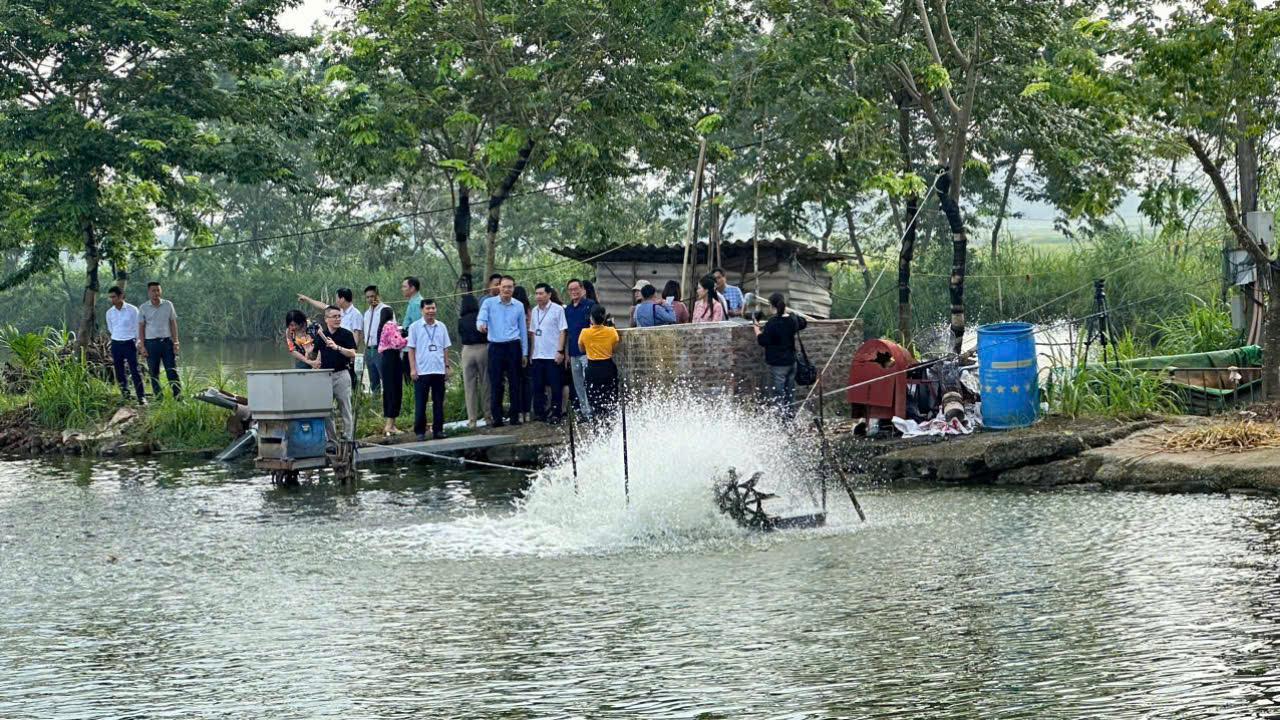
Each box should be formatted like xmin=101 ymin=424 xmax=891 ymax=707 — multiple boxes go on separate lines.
xmin=1186 ymin=133 xmax=1268 ymax=267
xmin=934 ymin=0 xmax=970 ymax=67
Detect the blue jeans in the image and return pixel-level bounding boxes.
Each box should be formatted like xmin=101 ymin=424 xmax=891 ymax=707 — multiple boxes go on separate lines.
xmin=143 ymin=337 xmax=180 ymax=399
xmin=364 ymin=347 xmax=383 ymax=393
xmin=569 ymin=354 xmax=591 ymax=418
xmin=768 ymin=363 xmax=797 ymax=419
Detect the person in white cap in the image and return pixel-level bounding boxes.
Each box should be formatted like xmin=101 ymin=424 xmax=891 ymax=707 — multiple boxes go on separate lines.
xmin=630 ymin=279 xmax=651 ymax=325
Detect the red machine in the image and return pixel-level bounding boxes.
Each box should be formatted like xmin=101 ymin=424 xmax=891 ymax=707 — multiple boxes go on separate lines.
xmin=846 ymin=339 xmax=926 ymax=420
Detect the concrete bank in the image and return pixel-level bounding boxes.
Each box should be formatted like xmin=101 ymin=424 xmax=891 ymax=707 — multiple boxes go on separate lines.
xmin=835 ymin=415 xmax=1280 ymax=496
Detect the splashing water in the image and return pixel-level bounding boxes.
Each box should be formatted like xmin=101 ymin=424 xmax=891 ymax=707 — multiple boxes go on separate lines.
xmin=364 ymin=391 xmax=838 ymax=558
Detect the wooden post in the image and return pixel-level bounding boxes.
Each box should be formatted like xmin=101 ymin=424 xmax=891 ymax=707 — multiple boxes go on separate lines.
xmin=680 ymin=139 xmax=708 ymax=312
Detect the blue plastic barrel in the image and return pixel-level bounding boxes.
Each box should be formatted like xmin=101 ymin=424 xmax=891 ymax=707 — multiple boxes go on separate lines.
xmin=287 ymin=417 xmax=327 ymax=458
xmin=977 ymin=322 xmax=1039 ymax=429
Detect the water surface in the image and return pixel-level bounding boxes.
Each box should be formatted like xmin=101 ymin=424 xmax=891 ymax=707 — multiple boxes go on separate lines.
xmin=2 ymin=453 xmax=1280 ymax=719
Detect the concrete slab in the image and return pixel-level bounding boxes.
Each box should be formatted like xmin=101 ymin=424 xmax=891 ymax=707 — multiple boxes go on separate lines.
xmin=1086 ymin=418 xmax=1280 ymax=492
xmin=356 ymin=434 xmax=516 ymax=464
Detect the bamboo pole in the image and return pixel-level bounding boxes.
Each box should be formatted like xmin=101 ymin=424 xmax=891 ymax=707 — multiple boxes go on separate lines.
xmin=680 ymin=139 xmax=708 ymax=310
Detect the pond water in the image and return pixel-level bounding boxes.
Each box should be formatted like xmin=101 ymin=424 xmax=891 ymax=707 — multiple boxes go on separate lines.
xmin=3 ymin=449 xmax=1280 ymax=719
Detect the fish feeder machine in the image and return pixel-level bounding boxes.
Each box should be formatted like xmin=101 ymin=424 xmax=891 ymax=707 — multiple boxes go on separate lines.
xmin=247 ymin=369 xmax=342 ymax=485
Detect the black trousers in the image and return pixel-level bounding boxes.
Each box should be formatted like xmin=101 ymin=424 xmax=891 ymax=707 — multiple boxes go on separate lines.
xmin=143 ymin=337 xmax=180 ymax=398
xmin=487 ymin=340 xmax=522 ymax=424
xmin=380 ymin=349 xmax=403 ymax=419
xmin=530 ymin=358 xmax=563 ymax=420
xmin=413 ymin=374 xmax=446 ymax=436
xmin=585 ymin=359 xmax=618 ymax=422
xmin=110 ymin=340 xmax=145 ymax=402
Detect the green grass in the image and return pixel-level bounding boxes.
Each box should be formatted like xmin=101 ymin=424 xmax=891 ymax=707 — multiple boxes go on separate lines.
xmin=141 ymin=366 xmax=246 ymax=450
xmin=1153 ymin=296 xmax=1241 ymax=355
xmin=1045 ymin=365 xmax=1180 ymax=419
xmin=29 ymin=355 xmax=117 ymax=430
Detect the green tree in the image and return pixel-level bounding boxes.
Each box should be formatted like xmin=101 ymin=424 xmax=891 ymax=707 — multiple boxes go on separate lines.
xmin=1031 ymin=1 xmax=1280 ymax=396
xmin=325 ymin=0 xmax=727 ymax=291
xmin=0 ymin=0 xmax=309 ymax=344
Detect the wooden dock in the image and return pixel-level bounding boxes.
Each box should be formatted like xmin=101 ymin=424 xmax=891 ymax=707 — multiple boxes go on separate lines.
xmin=354 ymin=434 xmax=518 ymax=464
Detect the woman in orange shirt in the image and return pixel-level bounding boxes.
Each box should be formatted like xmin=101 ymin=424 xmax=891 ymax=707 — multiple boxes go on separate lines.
xmin=577 ymin=304 xmax=621 ymax=421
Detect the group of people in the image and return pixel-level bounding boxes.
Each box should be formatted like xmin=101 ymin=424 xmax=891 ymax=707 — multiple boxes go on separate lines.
xmin=97 ymin=267 xmax=807 ymax=445
xmin=281 ymin=274 xmax=626 ymax=442
xmin=104 ymin=282 xmax=183 ymax=405
xmin=280 ymin=265 xmax=811 ymax=441
xmin=628 ymin=268 xmax=745 ymax=326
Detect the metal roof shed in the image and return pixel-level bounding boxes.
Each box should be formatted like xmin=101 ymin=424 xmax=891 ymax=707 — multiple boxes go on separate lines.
xmin=552 ymin=239 xmax=848 ymax=327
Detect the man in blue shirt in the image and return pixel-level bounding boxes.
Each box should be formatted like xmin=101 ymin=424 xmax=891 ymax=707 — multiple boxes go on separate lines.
xmin=399 ymin=276 xmax=424 ymax=387
xmin=632 ymin=284 xmax=676 ymax=327
xmin=562 ymin=278 xmax=596 ymax=419
xmin=477 ymin=275 xmax=528 ymax=427
xmin=713 ymin=268 xmax=744 ymax=317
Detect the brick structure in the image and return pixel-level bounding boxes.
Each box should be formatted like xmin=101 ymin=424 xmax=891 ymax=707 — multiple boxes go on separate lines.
xmin=615 ymin=319 xmax=863 ymax=404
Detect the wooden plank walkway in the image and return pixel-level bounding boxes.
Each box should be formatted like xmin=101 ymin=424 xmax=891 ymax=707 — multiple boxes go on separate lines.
xmin=355 ymin=434 xmax=517 ymax=464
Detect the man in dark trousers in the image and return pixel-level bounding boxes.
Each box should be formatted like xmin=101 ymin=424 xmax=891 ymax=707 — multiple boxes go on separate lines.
xmin=104 ymin=286 xmax=145 ymax=404
xmin=137 ymin=281 xmax=182 ymax=399
xmin=407 ymin=298 xmax=452 ymax=440
xmin=476 ymin=276 xmax=528 ymax=427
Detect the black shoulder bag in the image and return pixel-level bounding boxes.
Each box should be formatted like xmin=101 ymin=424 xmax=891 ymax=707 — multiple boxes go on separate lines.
xmin=794 ymin=318 xmax=817 ymax=386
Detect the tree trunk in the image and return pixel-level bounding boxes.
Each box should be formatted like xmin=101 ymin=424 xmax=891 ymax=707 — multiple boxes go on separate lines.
xmin=896 ymin=97 xmax=919 ymax=349
xmin=77 ymin=218 xmax=100 ymax=348
xmin=991 ymin=150 xmax=1023 ymax=260
xmin=455 ymin=183 xmax=474 ymax=292
xmin=484 ymin=138 xmax=535 ymax=281
xmin=1186 ymin=133 xmax=1277 ymax=398
xmin=110 ymin=260 xmax=129 ymax=294
xmin=845 ymin=208 xmax=872 ymax=292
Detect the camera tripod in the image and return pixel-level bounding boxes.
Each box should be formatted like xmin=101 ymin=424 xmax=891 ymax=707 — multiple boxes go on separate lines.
xmin=1082 ymin=278 xmax=1117 ymax=367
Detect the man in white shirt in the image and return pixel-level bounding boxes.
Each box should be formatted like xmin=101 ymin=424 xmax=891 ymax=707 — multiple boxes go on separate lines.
xmin=105 ymin=286 xmax=145 ymax=404
xmin=407 ymin=298 xmax=452 ymax=441
xmin=528 ymin=283 xmax=568 ymax=423
xmin=360 ymin=285 xmax=393 ymax=394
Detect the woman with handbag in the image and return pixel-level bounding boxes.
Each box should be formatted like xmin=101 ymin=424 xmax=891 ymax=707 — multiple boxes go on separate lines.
xmin=377 ymin=306 xmax=407 ymax=435
xmin=754 ymin=292 xmax=808 ymax=419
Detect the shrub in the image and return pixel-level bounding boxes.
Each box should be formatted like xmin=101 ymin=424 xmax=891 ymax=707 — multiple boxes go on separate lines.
xmin=1153 ymin=297 xmax=1241 ymax=355
xmin=1045 ymin=366 xmax=1179 ymax=419
xmin=29 ymin=355 xmax=117 ymax=429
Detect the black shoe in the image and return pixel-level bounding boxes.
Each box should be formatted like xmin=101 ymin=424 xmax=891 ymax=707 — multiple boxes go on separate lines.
xmin=509 ymin=420 xmax=522 ymax=427
xmin=415 ymin=433 xmax=426 ymax=441
xmin=432 ymin=432 xmax=445 ymax=440
xmin=491 ymin=421 xmax=506 ymax=429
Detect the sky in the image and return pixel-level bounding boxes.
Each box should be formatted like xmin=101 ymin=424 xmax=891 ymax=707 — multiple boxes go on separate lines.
xmin=279 ymin=0 xmax=337 ymax=34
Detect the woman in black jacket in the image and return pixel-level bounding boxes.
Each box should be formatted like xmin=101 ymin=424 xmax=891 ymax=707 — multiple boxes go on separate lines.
xmin=754 ymin=292 xmax=807 ymax=418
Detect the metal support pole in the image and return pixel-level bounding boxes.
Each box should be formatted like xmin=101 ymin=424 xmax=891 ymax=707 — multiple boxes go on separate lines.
xmin=620 ymin=374 xmax=630 ymax=505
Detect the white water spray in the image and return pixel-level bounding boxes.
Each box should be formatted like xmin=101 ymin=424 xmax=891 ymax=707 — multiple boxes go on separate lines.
xmin=364 ymin=391 xmax=842 ymax=558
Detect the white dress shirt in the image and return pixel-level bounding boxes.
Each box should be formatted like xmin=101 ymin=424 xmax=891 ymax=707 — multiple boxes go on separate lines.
xmin=406 ymin=319 xmax=451 ymax=375
xmin=340 ymin=304 xmax=362 ymax=336
xmin=529 ymin=302 xmax=568 ymax=360
xmin=105 ymin=303 xmax=140 ymax=342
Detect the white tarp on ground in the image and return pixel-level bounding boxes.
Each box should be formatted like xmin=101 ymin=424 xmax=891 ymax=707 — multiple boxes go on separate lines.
xmin=891 ymin=404 xmax=983 ymax=438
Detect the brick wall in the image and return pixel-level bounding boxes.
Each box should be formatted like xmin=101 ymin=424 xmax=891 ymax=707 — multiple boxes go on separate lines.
xmin=615 ymin=319 xmax=862 ymax=404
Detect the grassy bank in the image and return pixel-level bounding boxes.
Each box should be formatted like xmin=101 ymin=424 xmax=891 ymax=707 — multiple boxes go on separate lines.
xmin=834 ymin=229 xmax=1223 ymax=347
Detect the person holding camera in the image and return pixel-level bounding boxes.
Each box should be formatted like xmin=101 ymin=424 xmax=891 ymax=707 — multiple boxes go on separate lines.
xmin=753 ymin=292 xmax=807 ymax=419
xmin=295 ymin=306 xmax=359 ymax=440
